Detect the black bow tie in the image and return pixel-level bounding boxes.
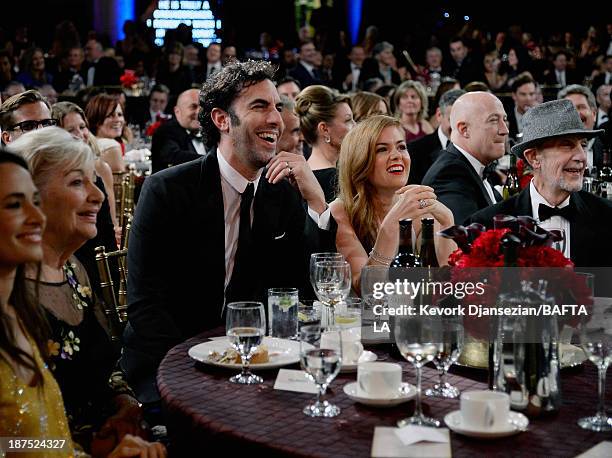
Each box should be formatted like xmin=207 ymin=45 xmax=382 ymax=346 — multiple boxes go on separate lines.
xmin=189 ymin=132 xmax=203 ymax=142
xmin=538 ymin=203 xmax=574 ymax=222
xmin=482 ymin=163 xmax=497 ymax=180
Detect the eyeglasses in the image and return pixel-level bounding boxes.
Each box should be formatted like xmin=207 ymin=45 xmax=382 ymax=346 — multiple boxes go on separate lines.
xmin=8 ymin=119 xmax=57 ymax=132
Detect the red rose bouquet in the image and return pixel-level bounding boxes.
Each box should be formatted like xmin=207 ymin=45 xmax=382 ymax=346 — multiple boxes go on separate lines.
xmin=120 ymin=69 xmax=139 ymax=89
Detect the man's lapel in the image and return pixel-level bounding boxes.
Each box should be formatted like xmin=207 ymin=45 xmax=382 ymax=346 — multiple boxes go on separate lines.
xmin=569 ymin=193 xmax=596 ymax=266
xmin=449 ymin=146 xmax=494 ymax=205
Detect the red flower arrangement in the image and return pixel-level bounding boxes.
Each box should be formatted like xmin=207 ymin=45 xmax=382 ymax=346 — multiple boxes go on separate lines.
xmin=145 ymin=120 xmax=163 ymax=137
xmin=440 ymin=216 xmax=592 ymax=338
xmin=120 ymin=69 xmax=139 ymax=89
xmin=516 ymin=158 xmax=534 ymax=190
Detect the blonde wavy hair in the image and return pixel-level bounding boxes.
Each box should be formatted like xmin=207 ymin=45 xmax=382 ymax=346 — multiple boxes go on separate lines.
xmin=337 ymin=115 xmax=403 ymax=252
xmin=393 ymin=80 xmax=429 ymax=121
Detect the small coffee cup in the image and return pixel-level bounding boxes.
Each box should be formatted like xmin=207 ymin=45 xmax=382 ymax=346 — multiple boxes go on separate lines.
xmin=357 ymin=362 xmax=402 ymax=398
xmin=460 ymin=390 xmax=510 ymax=429
xmin=321 ymin=329 xmax=363 ymax=364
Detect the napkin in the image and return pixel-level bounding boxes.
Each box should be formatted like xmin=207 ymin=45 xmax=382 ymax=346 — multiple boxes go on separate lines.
xmin=371 ymin=427 xmax=451 ymax=458
xmin=575 ymin=441 xmax=612 ymax=458
xmin=273 ymin=369 xmax=318 ymax=394
xmin=394 ymin=425 xmax=450 ymax=446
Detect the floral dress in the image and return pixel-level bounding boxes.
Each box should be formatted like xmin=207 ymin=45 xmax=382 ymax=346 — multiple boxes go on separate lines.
xmin=27 ymin=256 xmax=132 ymax=451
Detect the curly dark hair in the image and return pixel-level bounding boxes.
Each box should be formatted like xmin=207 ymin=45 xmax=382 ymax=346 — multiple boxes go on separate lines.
xmin=198 ymin=60 xmax=276 ymax=149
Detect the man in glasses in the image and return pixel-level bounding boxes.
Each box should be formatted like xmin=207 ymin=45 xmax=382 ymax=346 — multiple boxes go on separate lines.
xmin=0 ymin=89 xmax=55 ymax=145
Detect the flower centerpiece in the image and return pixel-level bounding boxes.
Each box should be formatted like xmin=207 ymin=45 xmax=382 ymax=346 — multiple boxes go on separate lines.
xmin=120 ymin=69 xmax=143 ymax=96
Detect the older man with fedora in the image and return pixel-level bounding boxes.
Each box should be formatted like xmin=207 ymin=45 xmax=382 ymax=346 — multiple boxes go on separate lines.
xmin=466 ymin=99 xmax=612 ymax=267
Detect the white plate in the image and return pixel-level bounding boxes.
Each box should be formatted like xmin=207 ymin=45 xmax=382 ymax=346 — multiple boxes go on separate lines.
xmin=444 ymin=410 xmax=529 ymax=438
xmin=188 ymin=337 xmax=312 ymax=370
xmin=343 ymin=381 xmax=416 ymax=407
xmin=340 ymin=350 xmax=377 ymax=372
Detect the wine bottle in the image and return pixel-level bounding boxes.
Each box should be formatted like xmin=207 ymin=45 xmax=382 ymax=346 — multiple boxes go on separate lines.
xmin=502 ymin=154 xmax=520 ymax=200
xmin=418 ymin=218 xmax=439 ymax=267
xmin=599 ymin=149 xmax=612 ymax=183
xmin=391 ymin=219 xmax=421 ymax=267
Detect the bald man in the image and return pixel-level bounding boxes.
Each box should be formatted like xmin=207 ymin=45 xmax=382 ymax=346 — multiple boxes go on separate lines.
xmin=151 ymin=88 xmax=204 ymax=173
xmin=422 ymin=91 xmax=508 ymax=223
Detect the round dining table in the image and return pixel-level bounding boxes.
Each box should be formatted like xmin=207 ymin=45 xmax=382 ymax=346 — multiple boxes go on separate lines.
xmin=158 ymin=328 xmax=612 ymax=457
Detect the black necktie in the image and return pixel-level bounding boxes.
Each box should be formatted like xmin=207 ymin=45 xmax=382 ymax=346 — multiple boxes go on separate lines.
xmin=226 ymin=183 xmax=255 ymax=302
xmin=538 ymin=203 xmax=574 ymax=222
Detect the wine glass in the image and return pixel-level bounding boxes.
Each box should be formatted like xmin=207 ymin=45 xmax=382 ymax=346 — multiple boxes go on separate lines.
xmin=577 ymin=295 xmax=612 ymax=431
xmin=314 ymin=260 xmax=352 ymax=326
xmin=361 ymin=265 xmax=390 ymax=329
xmin=310 ymin=252 xmax=344 ymax=298
xmin=394 ymin=314 xmax=442 ymax=427
xmin=300 ymin=325 xmax=343 ymax=417
xmin=226 ymin=301 xmax=266 ymax=385
xmin=426 ymin=317 xmax=464 ymax=398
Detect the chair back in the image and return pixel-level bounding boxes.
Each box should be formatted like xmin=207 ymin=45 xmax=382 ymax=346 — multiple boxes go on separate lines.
xmin=95 ymin=244 xmax=129 ymax=341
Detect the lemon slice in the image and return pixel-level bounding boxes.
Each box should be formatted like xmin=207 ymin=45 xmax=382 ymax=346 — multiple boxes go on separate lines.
xmin=335 ymin=316 xmax=359 ymax=325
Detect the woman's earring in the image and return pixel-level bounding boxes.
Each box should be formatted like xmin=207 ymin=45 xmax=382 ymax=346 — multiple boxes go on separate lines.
xmin=325 ymin=135 xmax=331 ymax=144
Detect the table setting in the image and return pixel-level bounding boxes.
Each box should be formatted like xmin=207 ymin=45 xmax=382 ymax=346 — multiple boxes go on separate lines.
xmin=158 ymin=244 xmax=612 ymax=457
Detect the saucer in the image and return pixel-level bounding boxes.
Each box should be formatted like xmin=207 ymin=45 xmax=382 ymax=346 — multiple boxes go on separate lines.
xmin=444 ymin=410 xmax=529 ymax=438
xmin=340 ymin=351 xmax=377 ymax=372
xmin=343 ymin=381 xmax=416 ymax=407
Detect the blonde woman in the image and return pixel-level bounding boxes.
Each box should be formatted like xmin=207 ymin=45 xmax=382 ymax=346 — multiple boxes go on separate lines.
xmin=394 ymin=80 xmax=433 ymax=143
xmin=330 ymin=115 xmax=456 ymax=290
xmin=350 ymin=91 xmax=389 ymax=123
xmin=295 ymin=85 xmax=355 ymax=202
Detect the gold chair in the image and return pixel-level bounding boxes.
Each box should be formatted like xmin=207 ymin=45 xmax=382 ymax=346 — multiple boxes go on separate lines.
xmin=113 ymin=170 xmax=136 ymax=228
xmin=95 ymin=214 xmax=132 ymax=341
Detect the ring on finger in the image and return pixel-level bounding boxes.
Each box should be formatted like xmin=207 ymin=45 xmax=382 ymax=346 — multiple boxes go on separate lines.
xmin=418 ymin=199 xmax=427 ymax=209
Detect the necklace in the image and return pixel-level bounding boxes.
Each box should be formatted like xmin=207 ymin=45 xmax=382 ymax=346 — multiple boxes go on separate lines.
xmin=62 ymin=262 xmax=92 ymax=310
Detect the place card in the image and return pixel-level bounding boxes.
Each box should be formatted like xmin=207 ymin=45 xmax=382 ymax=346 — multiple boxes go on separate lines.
xmin=395 ymin=425 xmax=450 ymax=446
xmin=273 ymin=369 xmax=318 ymax=394
xmin=575 ymin=441 xmax=612 ymax=458
xmin=371 ymin=427 xmax=451 ymax=458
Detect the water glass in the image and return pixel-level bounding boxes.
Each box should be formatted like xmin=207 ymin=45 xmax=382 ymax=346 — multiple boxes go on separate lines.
xmin=426 ymin=318 xmax=464 ymax=398
xmin=226 ymin=301 xmax=266 ymax=385
xmin=310 ymin=252 xmax=344 ymax=300
xmin=300 ymin=325 xmax=343 ymax=417
xmin=267 ymin=288 xmax=299 ymax=339
xmin=314 ymin=260 xmax=352 ymax=325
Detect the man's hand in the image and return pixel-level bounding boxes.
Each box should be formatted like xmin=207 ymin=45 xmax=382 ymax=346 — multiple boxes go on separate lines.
xmin=266 ymin=151 xmax=327 ymax=214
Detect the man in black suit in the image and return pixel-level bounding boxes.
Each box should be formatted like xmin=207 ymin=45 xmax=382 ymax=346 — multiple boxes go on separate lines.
xmin=122 ymin=61 xmax=332 ymax=402
xmin=129 ymin=84 xmax=170 ymax=131
xmin=505 ymin=73 xmax=538 ymax=143
xmin=544 ymin=51 xmax=578 ymax=88
xmin=408 ymin=88 xmax=465 ymax=184
xmin=422 ymin=92 xmax=507 ymax=224
xmin=289 ymin=41 xmax=323 ymax=89
xmin=332 ymin=45 xmax=366 ymax=93
xmin=360 ymin=42 xmax=401 ymax=87
xmin=83 ymin=39 xmax=121 ymax=87
xmin=445 ymin=37 xmax=483 ymax=88
xmin=151 ymin=88 xmax=204 ymax=173
xmin=591 ymin=55 xmax=612 ymax=93
xmin=558 ymin=84 xmax=606 ymax=172
xmin=466 ymin=99 xmax=610 ymax=267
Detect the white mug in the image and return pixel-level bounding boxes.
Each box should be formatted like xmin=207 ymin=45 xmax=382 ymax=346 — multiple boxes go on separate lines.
xmin=357 ymin=362 xmax=402 ymax=398
xmin=320 ymin=329 xmax=363 ymax=364
xmin=460 ymin=390 xmax=510 ymax=429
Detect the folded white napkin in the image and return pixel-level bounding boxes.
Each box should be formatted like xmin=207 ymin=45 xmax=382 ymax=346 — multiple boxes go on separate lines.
xmin=371 ymin=427 xmax=451 ymax=458
xmin=274 ymin=369 xmax=318 ymax=394
xmin=575 ymin=441 xmax=612 ymax=458
xmin=125 ymin=148 xmax=151 ymax=162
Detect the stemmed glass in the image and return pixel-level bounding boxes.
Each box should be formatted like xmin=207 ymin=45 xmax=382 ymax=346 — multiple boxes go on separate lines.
xmin=426 ymin=317 xmax=464 ymax=398
xmin=310 ymin=252 xmax=344 ymax=296
xmin=226 ymin=301 xmax=266 ymax=385
xmin=394 ymin=314 xmax=442 ymax=427
xmin=314 ymin=260 xmax=351 ymax=326
xmin=300 ymin=325 xmax=343 ymax=417
xmin=578 ymin=291 xmax=612 ymax=431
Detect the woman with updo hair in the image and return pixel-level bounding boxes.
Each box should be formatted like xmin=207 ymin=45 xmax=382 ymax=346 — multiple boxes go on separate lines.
xmin=295 ymin=85 xmax=355 ymax=202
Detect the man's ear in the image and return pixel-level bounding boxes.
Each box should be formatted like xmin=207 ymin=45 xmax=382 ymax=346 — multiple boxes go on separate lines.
xmin=456 ymin=120 xmax=469 ymax=138
xmin=1 ymin=130 xmax=11 ymax=145
xmin=211 ymin=108 xmax=230 ymax=133
xmin=435 ymin=107 xmax=442 ymax=123
xmin=523 ymin=148 xmax=539 ymax=169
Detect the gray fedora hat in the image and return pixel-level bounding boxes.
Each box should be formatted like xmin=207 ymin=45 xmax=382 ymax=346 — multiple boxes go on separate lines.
xmin=511 ymin=99 xmax=603 ymax=158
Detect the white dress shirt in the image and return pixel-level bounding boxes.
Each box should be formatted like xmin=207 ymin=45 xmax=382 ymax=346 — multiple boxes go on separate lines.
xmin=585 ymin=138 xmax=595 ymax=170
xmin=556 ymin=70 xmax=566 ymax=87
xmin=454 ymin=144 xmax=497 ymax=204
xmin=596 ymin=108 xmax=609 ymax=128
xmin=87 ymin=60 xmax=98 ymax=87
xmin=187 ymin=129 xmax=206 ymax=156
xmin=350 ymin=62 xmax=361 ymax=92
xmin=207 ymin=62 xmax=222 ymax=79
xmin=514 ymin=106 xmax=525 ymax=134
xmin=529 ymin=181 xmax=571 ymax=259
xmin=217 ymin=148 xmax=331 ymax=290
xmin=437 ymin=127 xmax=449 ymax=150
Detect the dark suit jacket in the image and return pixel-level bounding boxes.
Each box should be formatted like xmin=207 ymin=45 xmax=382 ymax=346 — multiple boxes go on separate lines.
xmin=151 ymin=118 xmax=201 ymax=173
xmin=505 ymin=105 xmax=521 ymax=143
xmin=121 ymin=151 xmax=335 ymax=402
xmin=591 ymin=72 xmax=611 ymax=93
xmin=543 ymin=69 xmax=579 ymax=87
xmin=444 ymin=55 xmax=483 ymax=87
xmin=422 ymin=145 xmax=501 ymax=224
xmin=408 ymin=130 xmax=445 ymax=185
xmin=360 ymin=58 xmax=401 ymax=87
xmin=83 ymin=57 xmax=121 ymax=86
xmin=332 ymin=59 xmax=361 ymax=92
xmin=289 ymin=62 xmax=322 ymax=89
xmin=465 ymin=186 xmax=612 ymax=267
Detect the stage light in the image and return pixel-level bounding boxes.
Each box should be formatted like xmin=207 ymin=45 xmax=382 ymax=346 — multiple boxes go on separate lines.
xmin=444 ymin=12 xmax=450 ymax=18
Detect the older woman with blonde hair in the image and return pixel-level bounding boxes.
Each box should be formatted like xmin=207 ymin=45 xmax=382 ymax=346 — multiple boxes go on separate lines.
xmin=9 ymin=128 xmax=156 ymax=457
xmin=330 ymin=115 xmax=455 ymax=290
xmin=350 ymin=91 xmax=389 ymax=123
xmin=52 ymin=101 xmax=119 ymax=232
xmin=295 ymin=84 xmax=355 ymax=202
xmin=394 ymin=80 xmax=433 ymax=143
